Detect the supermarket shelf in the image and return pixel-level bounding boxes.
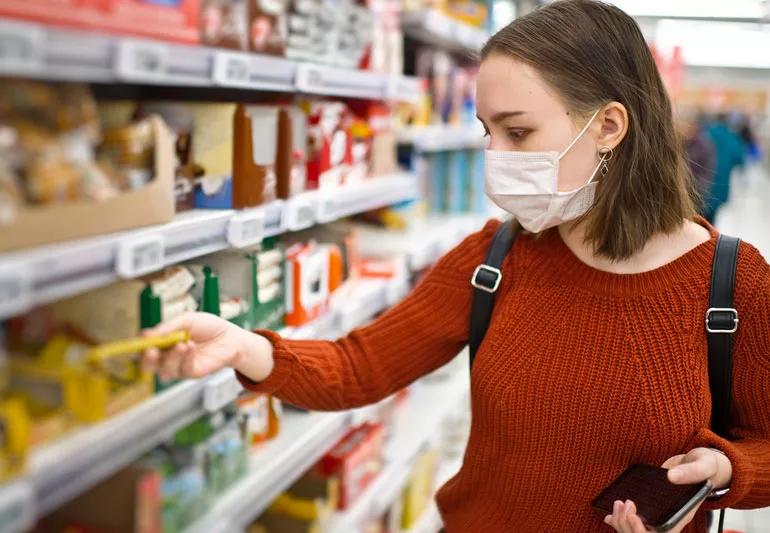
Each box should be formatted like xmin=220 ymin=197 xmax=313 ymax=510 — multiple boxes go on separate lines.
xmin=405 ymin=457 xmax=463 ymax=533
xmin=402 ymin=10 xmax=489 ymax=54
xmin=185 ymin=410 xmax=351 ymax=533
xmin=0 ymin=173 xmax=419 ymax=321
xmin=327 ymin=367 xmax=470 ymax=533
xmin=0 ymin=270 xmax=408 ymax=533
xmin=356 ymin=214 xmax=491 ymax=272
xmin=0 ymin=18 xmax=422 ymax=102
xmin=397 ymin=124 xmax=487 ymax=152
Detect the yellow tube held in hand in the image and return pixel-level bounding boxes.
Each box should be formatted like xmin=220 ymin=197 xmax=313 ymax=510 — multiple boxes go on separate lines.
xmin=85 ymin=331 xmax=190 ymax=365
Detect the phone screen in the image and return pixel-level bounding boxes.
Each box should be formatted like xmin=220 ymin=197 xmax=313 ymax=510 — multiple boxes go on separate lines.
xmin=591 ymin=464 xmax=710 ymax=529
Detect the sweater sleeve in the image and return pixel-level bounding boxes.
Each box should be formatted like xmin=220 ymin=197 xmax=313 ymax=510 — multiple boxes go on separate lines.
xmin=696 ymin=259 xmax=770 ymax=511
xmin=235 ymin=219 xmax=501 ymax=411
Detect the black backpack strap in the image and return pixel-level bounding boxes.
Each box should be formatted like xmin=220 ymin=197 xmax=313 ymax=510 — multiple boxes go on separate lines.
xmin=469 ymin=220 xmax=519 ymax=367
xmin=707 ymin=234 xmax=740 ymax=440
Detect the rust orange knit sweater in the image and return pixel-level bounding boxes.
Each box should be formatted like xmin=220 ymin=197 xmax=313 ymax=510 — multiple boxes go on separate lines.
xmin=240 ymin=219 xmax=770 ymax=532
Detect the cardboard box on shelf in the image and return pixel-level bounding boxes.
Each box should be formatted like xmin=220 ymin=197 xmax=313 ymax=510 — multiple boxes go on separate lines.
xmin=228 ymin=104 xmax=281 ymax=207
xmin=0 ymin=115 xmax=175 ymax=253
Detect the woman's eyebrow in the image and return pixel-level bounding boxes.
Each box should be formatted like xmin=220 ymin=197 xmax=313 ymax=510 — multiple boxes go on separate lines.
xmin=489 ymin=111 xmax=527 ymax=123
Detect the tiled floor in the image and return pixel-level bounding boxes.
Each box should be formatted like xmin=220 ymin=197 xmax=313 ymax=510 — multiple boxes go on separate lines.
xmin=710 ymin=164 xmax=770 ymax=532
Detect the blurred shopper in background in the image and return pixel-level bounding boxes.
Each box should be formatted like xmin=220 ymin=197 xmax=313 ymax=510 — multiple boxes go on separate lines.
xmin=680 ymin=112 xmax=716 ymax=214
xmin=737 ymin=117 xmax=762 ymax=164
xmin=705 ymin=114 xmax=745 ymax=222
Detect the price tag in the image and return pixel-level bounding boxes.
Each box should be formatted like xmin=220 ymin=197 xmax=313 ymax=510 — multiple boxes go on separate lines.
xmin=296 ymin=64 xmax=325 ymax=93
xmin=227 ymin=209 xmax=265 ymax=248
xmin=213 ymin=51 xmax=251 ymax=87
xmin=115 ymin=40 xmax=169 ymax=81
xmin=0 ymin=22 xmax=44 ymax=74
xmin=285 ymin=194 xmax=317 ymax=231
xmin=116 ymin=235 xmax=165 ymax=278
xmin=262 ymin=200 xmax=285 ymax=237
xmin=0 ymin=481 xmax=35 ymax=533
xmin=386 ymin=76 xmax=421 ymax=103
xmin=203 ymin=371 xmax=243 ymax=412
xmin=315 ymin=196 xmax=337 ymax=224
xmin=0 ymin=264 xmax=31 ymax=320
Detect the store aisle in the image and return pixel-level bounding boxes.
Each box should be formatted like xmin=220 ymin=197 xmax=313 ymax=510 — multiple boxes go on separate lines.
xmin=710 ymin=165 xmax=770 ymax=532
xmin=715 ymin=165 xmax=770 ymax=260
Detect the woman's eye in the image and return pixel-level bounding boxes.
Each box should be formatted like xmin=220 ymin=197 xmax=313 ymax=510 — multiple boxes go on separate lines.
xmin=507 ymin=129 xmax=530 ymax=141
xmin=482 ymin=128 xmax=490 ymax=138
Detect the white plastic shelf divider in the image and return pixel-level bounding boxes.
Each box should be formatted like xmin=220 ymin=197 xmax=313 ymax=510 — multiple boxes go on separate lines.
xmin=0 ymin=172 xmax=418 ymax=321
xmin=0 ymin=272 xmax=404 ymax=533
xmin=397 ymin=124 xmax=487 ymax=152
xmin=327 ymin=367 xmax=470 ymax=533
xmin=402 ymin=10 xmax=489 ymax=54
xmin=0 ymin=18 xmax=421 ymax=101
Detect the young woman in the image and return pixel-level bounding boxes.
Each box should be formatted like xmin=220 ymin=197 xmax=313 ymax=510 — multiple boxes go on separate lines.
xmin=144 ymin=1 xmax=770 ymax=531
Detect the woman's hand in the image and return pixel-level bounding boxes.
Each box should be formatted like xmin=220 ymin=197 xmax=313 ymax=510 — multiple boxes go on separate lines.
xmin=604 ymin=447 xmax=732 ymax=532
xmin=142 ymin=312 xmax=274 ymax=382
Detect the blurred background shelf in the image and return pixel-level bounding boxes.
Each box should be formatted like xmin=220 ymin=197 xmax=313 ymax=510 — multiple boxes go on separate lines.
xmin=397 ymin=124 xmax=487 ymax=152
xmin=402 ymin=10 xmax=489 ymax=54
xmin=326 ymin=365 xmax=469 ymax=533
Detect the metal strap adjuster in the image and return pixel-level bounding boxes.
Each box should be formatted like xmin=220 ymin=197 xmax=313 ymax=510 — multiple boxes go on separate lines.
xmin=705 ymin=307 xmax=739 ymax=334
xmin=471 ymin=264 xmax=502 ymax=293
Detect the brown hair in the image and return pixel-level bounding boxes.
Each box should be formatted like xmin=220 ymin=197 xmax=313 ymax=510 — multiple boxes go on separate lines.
xmin=482 ymin=0 xmax=697 ymax=259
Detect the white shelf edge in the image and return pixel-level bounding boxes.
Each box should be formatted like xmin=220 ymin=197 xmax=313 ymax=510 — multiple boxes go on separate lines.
xmin=402 ymin=10 xmax=489 ymax=54
xmin=0 ymin=172 xmax=419 ymax=321
xmin=396 ymin=125 xmax=487 ymax=152
xmin=0 ymin=18 xmax=421 ymax=102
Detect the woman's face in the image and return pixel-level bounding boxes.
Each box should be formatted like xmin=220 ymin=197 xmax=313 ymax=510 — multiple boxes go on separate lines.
xmin=476 ymin=53 xmax=603 ymax=192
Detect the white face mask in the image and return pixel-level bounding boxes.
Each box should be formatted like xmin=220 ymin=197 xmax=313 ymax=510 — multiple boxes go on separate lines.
xmin=484 ymin=109 xmax=607 ymax=233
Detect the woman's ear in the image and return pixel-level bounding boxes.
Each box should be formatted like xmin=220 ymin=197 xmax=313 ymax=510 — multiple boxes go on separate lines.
xmin=595 ymin=102 xmax=628 ymax=150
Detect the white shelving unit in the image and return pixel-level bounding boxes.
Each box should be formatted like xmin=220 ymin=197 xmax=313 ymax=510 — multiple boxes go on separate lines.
xmin=0 ymin=18 xmax=422 ymax=102
xmin=326 ymin=367 xmax=470 ymax=533
xmin=0 ymin=273 xmax=408 ymax=533
xmin=397 ymin=124 xmax=487 ymax=152
xmin=404 ymin=457 xmax=463 ymax=533
xmin=402 ymin=10 xmax=489 ymax=54
xmin=0 ymin=173 xmax=419 ymax=321
xmin=186 ymin=364 xmax=468 ymax=533
xmin=356 ymin=214 xmax=491 ymax=272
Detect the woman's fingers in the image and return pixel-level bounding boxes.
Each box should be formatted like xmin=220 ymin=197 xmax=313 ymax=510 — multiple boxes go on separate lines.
xmin=605 ymin=500 xmax=648 ymax=533
xmin=668 ymin=455 xmax=712 ymax=484
xmin=142 ymin=347 xmax=161 ymax=372
xmin=157 ymin=343 xmax=189 ymax=381
xmin=143 ymin=312 xmax=193 ymax=338
xmin=624 ymin=501 xmax=648 ymax=532
xmin=661 ymin=454 xmax=686 ymax=470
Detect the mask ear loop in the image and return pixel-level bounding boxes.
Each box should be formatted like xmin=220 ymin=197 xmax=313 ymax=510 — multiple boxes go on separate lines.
xmin=558 ymin=108 xmax=602 ymax=160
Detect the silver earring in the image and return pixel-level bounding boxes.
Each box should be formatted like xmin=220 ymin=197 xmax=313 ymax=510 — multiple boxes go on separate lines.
xmin=599 ymin=146 xmax=614 ymax=176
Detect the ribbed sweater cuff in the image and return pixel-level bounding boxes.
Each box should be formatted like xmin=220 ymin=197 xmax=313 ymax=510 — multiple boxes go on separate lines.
xmin=235 ymin=329 xmax=295 ymax=394
xmin=689 ymin=427 xmax=756 ymax=510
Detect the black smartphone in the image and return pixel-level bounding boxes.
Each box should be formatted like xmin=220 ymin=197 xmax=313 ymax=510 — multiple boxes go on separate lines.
xmin=591 ymin=464 xmax=712 ymax=532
